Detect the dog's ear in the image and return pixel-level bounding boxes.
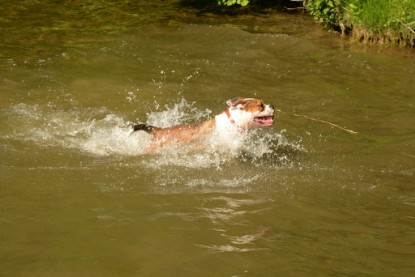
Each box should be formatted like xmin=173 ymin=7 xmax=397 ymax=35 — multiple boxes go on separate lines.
xmin=226 ymin=97 xmax=247 ymax=109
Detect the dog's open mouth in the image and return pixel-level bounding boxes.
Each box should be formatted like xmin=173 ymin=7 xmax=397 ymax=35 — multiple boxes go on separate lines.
xmin=254 ymin=115 xmax=274 ymax=126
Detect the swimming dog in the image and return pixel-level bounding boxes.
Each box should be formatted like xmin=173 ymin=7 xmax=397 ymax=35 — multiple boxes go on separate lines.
xmin=132 ymin=97 xmax=275 ymax=153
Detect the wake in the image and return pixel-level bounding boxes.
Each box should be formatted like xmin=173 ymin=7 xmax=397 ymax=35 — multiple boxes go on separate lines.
xmin=3 ymin=99 xmax=305 ymax=168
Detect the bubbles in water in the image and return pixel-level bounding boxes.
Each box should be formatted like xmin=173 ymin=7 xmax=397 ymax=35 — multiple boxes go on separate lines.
xmin=125 ymin=90 xmax=138 ymax=103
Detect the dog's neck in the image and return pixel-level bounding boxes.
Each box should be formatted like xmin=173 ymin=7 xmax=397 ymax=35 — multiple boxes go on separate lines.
xmin=215 ymin=108 xmax=254 ymax=130
xmin=214 ymin=109 xmax=242 ymax=130
xmin=225 ymin=108 xmax=235 ymax=124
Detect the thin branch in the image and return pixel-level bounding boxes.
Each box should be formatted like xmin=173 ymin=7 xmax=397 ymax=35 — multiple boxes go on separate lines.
xmin=398 ymin=20 xmax=415 ymax=34
xmin=294 ymin=114 xmax=358 ymax=135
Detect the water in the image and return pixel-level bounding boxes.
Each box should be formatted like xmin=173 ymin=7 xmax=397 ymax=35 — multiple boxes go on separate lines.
xmin=1 ymin=1 xmax=415 ymax=276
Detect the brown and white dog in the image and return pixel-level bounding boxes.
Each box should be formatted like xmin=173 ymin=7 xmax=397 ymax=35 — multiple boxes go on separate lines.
xmin=132 ymin=97 xmax=276 ymax=153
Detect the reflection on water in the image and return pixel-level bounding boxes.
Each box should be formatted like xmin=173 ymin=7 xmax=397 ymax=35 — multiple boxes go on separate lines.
xmin=1 ymin=1 xmax=415 ymax=276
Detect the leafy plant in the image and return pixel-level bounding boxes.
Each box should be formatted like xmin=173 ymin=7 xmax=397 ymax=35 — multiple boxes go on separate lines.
xmin=306 ymin=0 xmax=343 ymax=29
xmin=307 ymin=0 xmax=414 ymax=46
xmin=217 ymin=0 xmax=250 ymax=6
xmin=216 ymin=0 xmax=414 ymax=46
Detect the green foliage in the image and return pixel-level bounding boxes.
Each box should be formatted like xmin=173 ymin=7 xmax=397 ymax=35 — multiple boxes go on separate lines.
xmin=217 ymin=0 xmax=250 ymax=6
xmin=306 ymin=0 xmax=341 ymax=28
xmin=307 ymin=0 xmax=415 ymax=46
xmin=216 ymin=0 xmax=415 ymax=46
xmin=357 ymin=0 xmax=392 ymax=32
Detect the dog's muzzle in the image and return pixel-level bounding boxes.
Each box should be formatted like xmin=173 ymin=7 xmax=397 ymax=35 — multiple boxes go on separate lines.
xmin=253 ymin=105 xmax=275 ymax=127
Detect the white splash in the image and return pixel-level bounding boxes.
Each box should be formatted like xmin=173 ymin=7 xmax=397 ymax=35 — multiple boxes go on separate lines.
xmin=4 ymin=99 xmax=305 ymax=169
xmin=147 ymin=98 xmax=212 ymax=128
xmin=5 ymin=103 xmax=150 ymax=156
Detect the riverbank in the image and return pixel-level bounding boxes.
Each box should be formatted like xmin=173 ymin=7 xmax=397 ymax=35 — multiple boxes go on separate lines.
xmin=305 ymin=0 xmax=415 ymax=47
xmin=219 ymin=0 xmax=415 ymax=47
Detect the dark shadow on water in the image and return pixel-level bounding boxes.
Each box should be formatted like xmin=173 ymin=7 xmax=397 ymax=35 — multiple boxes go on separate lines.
xmin=178 ymin=0 xmax=305 ymax=16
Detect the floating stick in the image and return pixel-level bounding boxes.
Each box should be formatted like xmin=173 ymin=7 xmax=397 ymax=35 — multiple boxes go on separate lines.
xmin=294 ymin=114 xmax=358 ymax=135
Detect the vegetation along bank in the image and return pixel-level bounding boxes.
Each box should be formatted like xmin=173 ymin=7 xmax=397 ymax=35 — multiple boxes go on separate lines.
xmin=218 ymin=0 xmax=415 ymax=47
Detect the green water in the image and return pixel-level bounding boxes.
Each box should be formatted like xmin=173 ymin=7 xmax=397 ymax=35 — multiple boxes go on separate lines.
xmin=1 ymin=1 xmax=414 ymax=276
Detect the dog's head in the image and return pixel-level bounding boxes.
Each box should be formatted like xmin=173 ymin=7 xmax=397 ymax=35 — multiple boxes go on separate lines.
xmin=226 ymin=97 xmax=276 ymax=128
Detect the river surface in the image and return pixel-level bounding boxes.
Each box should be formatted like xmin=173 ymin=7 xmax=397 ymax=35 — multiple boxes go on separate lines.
xmin=1 ymin=1 xmax=414 ymax=276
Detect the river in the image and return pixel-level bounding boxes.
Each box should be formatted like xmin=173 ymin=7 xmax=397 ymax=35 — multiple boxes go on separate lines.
xmin=1 ymin=1 xmax=414 ymax=276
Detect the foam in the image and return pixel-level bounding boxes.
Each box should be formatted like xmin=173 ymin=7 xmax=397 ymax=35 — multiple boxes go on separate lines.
xmin=5 ymin=103 xmax=149 ymax=156
xmin=4 ymin=99 xmax=305 ymax=169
